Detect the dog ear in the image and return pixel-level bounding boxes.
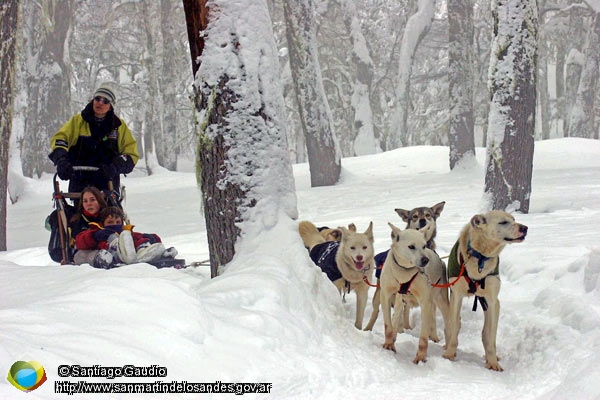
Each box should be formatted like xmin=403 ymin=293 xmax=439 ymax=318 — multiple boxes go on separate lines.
xmin=348 ymin=223 xmax=357 ymax=232
xmin=388 ymin=222 xmax=401 ymax=242
xmin=470 ymin=214 xmax=487 ymax=228
xmin=364 ymin=221 xmax=374 ymax=241
xmin=330 ymin=229 xmax=342 ymax=241
xmin=431 ymin=201 xmax=446 ymax=219
xmin=338 ymin=226 xmax=350 ymax=241
xmin=395 ymin=208 xmax=410 ymax=223
xmin=325 ymin=229 xmax=342 ymax=241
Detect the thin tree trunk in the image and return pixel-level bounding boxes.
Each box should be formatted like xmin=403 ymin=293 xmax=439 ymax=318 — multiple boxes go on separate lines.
xmin=0 ymin=0 xmax=19 ymax=250
xmin=283 ymin=0 xmax=341 ymax=187
xmin=568 ymin=12 xmax=600 ymax=138
xmin=340 ymin=0 xmax=378 ymax=155
xmin=157 ymin=0 xmax=178 ymax=171
xmin=448 ymin=0 xmax=475 ymax=169
xmin=390 ymin=0 xmax=435 ymax=149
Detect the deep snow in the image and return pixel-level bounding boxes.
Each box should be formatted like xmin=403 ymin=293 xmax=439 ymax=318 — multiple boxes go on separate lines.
xmin=2 ymin=137 xmax=600 ymax=399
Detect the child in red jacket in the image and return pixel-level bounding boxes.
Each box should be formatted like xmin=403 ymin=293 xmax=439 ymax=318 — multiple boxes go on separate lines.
xmin=75 ymin=207 xmax=176 ymax=266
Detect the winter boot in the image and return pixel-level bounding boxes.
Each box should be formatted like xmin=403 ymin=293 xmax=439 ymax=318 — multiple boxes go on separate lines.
xmin=92 ymin=249 xmax=115 ymax=269
xmin=117 ymin=230 xmax=137 ymax=264
xmin=162 ymin=247 xmax=178 ymax=259
xmin=136 ymin=242 xmax=166 ymax=263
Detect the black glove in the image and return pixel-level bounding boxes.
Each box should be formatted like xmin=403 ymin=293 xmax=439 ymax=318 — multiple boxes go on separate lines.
xmin=104 ymin=224 xmax=123 ymax=234
xmin=101 ymin=163 xmax=119 ymax=179
xmin=93 ymin=228 xmax=115 ymax=243
xmin=56 ymin=158 xmax=73 ymax=180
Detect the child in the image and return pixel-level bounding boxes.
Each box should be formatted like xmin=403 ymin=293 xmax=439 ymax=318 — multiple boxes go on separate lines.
xmin=76 ymin=206 xmax=177 ymax=268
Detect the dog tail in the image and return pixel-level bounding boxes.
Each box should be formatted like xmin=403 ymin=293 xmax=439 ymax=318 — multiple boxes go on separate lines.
xmin=298 ymin=221 xmax=326 ymax=250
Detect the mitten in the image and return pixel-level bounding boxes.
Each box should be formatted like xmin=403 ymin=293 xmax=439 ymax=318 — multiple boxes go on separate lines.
xmin=56 ymin=158 xmax=73 ymax=180
xmin=93 ymin=228 xmax=115 ymax=243
xmin=112 ymin=154 xmax=133 ymax=174
xmin=101 ymin=163 xmax=119 ymax=179
xmin=104 ymin=224 xmax=123 ymax=234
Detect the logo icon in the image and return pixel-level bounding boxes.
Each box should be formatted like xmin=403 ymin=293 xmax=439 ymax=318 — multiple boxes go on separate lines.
xmin=7 ymin=361 xmax=47 ymax=392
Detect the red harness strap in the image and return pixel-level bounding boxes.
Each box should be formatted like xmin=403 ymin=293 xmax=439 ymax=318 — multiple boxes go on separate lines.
xmin=398 ymin=272 xmax=419 ymax=294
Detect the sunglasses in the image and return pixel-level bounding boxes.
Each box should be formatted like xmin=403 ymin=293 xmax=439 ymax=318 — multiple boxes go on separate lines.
xmin=94 ymin=96 xmax=111 ymax=105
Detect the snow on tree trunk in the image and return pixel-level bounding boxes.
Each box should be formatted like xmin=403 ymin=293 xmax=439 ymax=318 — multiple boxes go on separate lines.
xmin=564 ymin=48 xmax=584 ymax=137
xmin=538 ymin=42 xmax=551 ymax=140
xmin=0 ymin=0 xmax=19 ymax=250
xmin=485 ymin=0 xmax=537 ymax=214
xmin=567 ymin=11 xmax=600 ymax=138
xmin=20 ymin=0 xmax=74 ymax=178
xmin=141 ymin=1 xmax=160 ymax=176
xmin=340 ymin=0 xmax=379 ymax=156
xmin=184 ymin=0 xmax=298 ymax=277
xmin=157 ymin=0 xmax=178 ymax=171
xmin=283 ymin=0 xmax=341 ymax=187
xmin=448 ymin=0 xmax=475 ymax=169
xmin=389 ymin=0 xmax=435 ymax=149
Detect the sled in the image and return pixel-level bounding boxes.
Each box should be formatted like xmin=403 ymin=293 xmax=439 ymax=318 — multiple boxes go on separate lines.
xmin=47 ymin=166 xmax=126 ymax=264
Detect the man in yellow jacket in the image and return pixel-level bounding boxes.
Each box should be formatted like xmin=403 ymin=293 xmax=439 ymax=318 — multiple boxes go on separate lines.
xmin=49 ymin=83 xmax=139 ymax=195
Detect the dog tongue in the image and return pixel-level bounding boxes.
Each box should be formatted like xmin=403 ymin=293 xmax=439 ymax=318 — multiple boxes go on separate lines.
xmin=355 ymin=261 xmax=364 ymax=270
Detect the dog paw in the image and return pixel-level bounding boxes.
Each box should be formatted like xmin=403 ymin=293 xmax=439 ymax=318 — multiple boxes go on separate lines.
xmin=429 ymin=335 xmax=440 ymax=343
xmin=383 ymin=343 xmax=396 ymax=353
xmin=486 ymin=361 xmax=504 ymax=372
xmin=442 ymin=351 xmax=456 ymax=360
xmin=413 ymin=354 xmax=427 ymax=364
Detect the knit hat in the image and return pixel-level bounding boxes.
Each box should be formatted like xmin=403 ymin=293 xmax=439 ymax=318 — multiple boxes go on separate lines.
xmin=93 ymin=83 xmax=116 ymax=104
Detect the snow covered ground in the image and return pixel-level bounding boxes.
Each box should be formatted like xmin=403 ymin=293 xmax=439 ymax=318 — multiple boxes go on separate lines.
xmin=2 ymin=137 xmax=600 ymax=399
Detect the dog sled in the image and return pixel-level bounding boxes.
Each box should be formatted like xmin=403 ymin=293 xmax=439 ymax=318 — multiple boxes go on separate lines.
xmin=46 ymin=166 xmax=189 ymax=269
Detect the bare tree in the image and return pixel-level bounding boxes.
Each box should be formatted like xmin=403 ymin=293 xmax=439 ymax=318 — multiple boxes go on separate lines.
xmin=389 ymin=0 xmax=435 ymax=148
xmin=448 ymin=0 xmax=475 ymax=169
xmin=568 ymin=8 xmax=599 ymax=138
xmin=485 ymin=0 xmax=538 ymax=213
xmin=0 ymin=0 xmax=19 ymax=250
xmin=339 ymin=0 xmax=379 ymax=155
xmin=283 ymin=0 xmax=341 ymax=187
xmin=19 ymin=0 xmax=74 ymax=178
xmin=156 ymin=0 xmax=179 ymax=171
xmin=183 ymin=0 xmax=298 ymax=277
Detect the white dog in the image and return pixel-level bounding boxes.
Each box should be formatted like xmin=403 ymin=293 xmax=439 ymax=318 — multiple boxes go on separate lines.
xmin=442 ymin=211 xmax=528 ymax=371
xmin=379 ymin=223 xmax=435 ymax=364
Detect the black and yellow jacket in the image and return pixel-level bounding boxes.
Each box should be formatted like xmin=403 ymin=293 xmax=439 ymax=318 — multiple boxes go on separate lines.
xmin=50 ymin=103 xmax=139 ymax=192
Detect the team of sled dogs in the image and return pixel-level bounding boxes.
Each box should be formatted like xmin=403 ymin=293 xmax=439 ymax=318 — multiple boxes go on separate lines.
xmin=298 ymin=202 xmax=528 ymax=371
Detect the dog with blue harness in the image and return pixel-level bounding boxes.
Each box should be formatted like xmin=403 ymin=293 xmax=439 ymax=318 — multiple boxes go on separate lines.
xmin=299 ymin=220 xmax=375 ymax=329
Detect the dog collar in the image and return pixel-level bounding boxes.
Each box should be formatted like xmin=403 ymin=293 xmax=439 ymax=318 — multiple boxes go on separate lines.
xmin=467 ymin=241 xmax=490 ymax=273
xmin=391 ymin=253 xmax=421 ymax=271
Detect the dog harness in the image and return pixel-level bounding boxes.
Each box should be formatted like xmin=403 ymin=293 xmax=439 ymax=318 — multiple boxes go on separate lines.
xmin=309 ymin=241 xmax=342 ymax=282
xmin=447 ymin=241 xmax=499 ymax=312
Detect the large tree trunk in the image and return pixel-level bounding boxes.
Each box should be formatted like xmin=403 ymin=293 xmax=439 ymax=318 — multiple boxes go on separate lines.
xmin=0 ymin=0 xmax=19 ymax=250
xmin=283 ymin=0 xmax=341 ymax=187
xmin=183 ymin=0 xmax=298 ymax=278
xmin=448 ymin=0 xmax=475 ymax=169
xmin=567 ymin=12 xmax=600 ymax=138
xmin=389 ymin=0 xmax=435 ymax=149
xmin=485 ymin=0 xmax=537 ymax=213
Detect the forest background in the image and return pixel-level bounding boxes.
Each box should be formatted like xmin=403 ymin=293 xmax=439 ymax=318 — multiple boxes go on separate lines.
xmin=5 ymin=0 xmax=599 ymax=186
